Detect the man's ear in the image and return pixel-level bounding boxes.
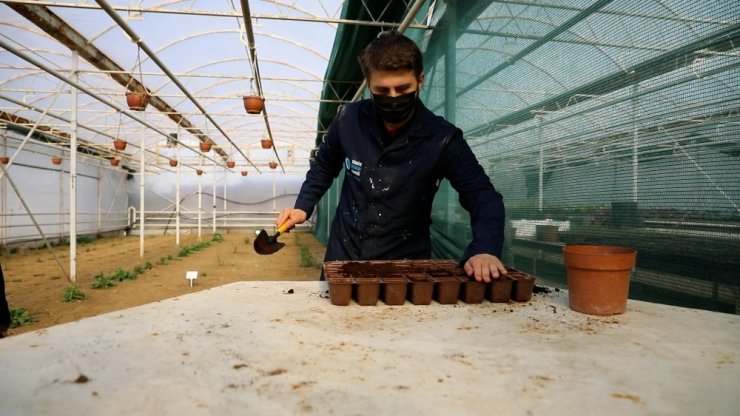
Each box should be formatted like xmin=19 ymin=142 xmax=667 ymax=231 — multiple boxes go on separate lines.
xmin=418 ymin=72 xmax=425 ymax=90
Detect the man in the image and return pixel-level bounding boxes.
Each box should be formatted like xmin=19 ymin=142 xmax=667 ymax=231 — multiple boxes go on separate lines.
xmin=1 ymin=266 xmax=10 ymax=338
xmin=277 ymin=31 xmax=506 ymax=282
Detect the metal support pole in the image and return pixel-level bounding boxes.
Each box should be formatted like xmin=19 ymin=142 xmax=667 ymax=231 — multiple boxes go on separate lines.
xmin=69 ymin=51 xmax=78 ymax=281
xmin=212 ymin=170 xmax=216 ymax=233
xmin=175 ymin=142 xmax=180 ymax=245
xmin=198 ymin=172 xmax=202 ymax=239
xmin=444 ymin=0 xmax=457 ymax=125
xmin=538 ymin=116 xmax=544 ymax=212
xmin=97 ymin=165 xmax=101 ymax=233
xmin=631 ymin=83 xmax=639 ymax=201
xmin=139 ymin=131 xmax=145 ymax=258
xmin=444 ymin=1 xmax=458 ymax=232
xmin=223 ymin=176 xmax=228 ymax=228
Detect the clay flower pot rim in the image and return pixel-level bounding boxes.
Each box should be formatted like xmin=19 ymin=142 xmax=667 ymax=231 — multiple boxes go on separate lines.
xmin=563 ymin=245 xmax=636 ymax=256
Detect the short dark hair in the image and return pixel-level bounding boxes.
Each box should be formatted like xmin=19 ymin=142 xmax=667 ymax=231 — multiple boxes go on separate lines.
xmin=358 ymin=31 xmax=423 ymax=79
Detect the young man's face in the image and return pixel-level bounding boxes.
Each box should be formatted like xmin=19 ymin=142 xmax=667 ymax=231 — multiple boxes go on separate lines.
xmin=367 ymin=69 xmax=424 ymax=96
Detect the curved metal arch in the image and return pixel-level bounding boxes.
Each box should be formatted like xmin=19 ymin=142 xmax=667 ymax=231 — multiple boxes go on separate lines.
xmin=221 ymin=115 xmax=315 ymax=138
xmin=146 ymin=56 xmax=324 ymax=99
xmin=134 ymin=28 xmax=328 ymax=79
xmin=260 ymin=0 xmax=338 ymax=23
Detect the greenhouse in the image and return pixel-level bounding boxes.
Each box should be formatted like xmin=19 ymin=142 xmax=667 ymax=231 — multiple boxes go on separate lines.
xmin=0 ymin=1 xmax=738 ymax=414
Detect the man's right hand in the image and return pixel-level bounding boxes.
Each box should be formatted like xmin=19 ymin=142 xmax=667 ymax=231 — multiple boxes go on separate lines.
xmin=276 ymin=208 xmax=307 ymax=232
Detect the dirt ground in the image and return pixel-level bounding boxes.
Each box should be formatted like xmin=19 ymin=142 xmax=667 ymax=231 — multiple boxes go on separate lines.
xmin=1 ymin=231 xmax=326 ymax=337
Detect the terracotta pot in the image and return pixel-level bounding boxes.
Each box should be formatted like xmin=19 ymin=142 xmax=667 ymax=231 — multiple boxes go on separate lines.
xmin=433 ymin=276 xmax=461 ymax=304
xmin=260 ymin=139 xmax=272 ymax=149
xmin=563 ymin=245 xmax=637 ymax=315
xmin=125 ymin=90 xmax=149 ymax=111
xmin=199 ymin=142 xmax=212 ymax=152
xmin=113 ymin=139 xmax=127 ymax=151
xmin=487 ymin=276 xmax=513 ymax=303
xmin=110 ymin=158 xmax=120 ymax=166
xmin=328 ymin=277 xmax=353 ymax=306
xmin=51 ymin=156 xmax=63 ymax=165
xmin=0 ymin=156 xmax=8 ymax=164
xmin=169 ymin=159 xmax=178 ymax=167
xmin=355 ymin=278 xmax=381 ymax=306
xmin=226 ymin=161 xmax=236 ymax=168
xmin=196 ymin=169 xmax=204 ymax=176
xmin=381 ymin=277 xmax=407 ymax=306
xmin=240 ymin=170 xmax=248 ymax=177
xmin=268 ymin=161 xmax=277 ymax=169
xmin=407 ymin=274 xmax=434 ymax=305
xmin=511 ymin=275 xmax=535 ymax=302
xmin=243 ymin=95 xmax=264 ymax=114
xmin=460 ymin=278 xmax=487 ymax=304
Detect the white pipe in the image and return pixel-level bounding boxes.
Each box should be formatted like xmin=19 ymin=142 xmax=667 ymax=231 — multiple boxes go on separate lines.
xmin=198 ymin=171 xmax=202 ymax=239
xmin=140 ymin=124 xmax=145 ymax=258
xmin=176 ymin=142 xmax=180 ymax=245
xmin=212 ymin=170 xmax=216 ymax=233
xmin=69 ymin=51 xmax=78 ymax=281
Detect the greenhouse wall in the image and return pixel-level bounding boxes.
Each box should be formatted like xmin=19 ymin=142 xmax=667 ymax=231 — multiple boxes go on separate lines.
xmin=0 ymin=132 xmax=129 ymax=247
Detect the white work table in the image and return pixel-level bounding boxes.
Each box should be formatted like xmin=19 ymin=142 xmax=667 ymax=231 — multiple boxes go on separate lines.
xmin=1 ymin=281 xmax=738 ymax=415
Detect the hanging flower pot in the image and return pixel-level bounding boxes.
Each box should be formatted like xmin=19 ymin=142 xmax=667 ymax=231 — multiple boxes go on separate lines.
xmin=196 ymin=169 xmax=204 ymax=176
xmin=563 ymin=245 xmax=637 ymax=316
xmin=169 ymin=159 xmax=178 ymax=167
xmin=0 ymin=156 xmax=9 ymax=164
xmin=243 ymin=95 xmax=264 ymax=114
xmin=52 ymin=156 xmax=63 ymax=165
xmin=113 ymin=138 xmax=127 ymax=151
xmin=260 ymin=138 xmax=273 ymax=149
xmin=125 ymin=90 xmax=149 ymax=111
xmin=110 ymin=158 xmax=120 ymax=166
xmin=226 ymin=161 xmax=236 ymax=168
xmin=268 ymin=161 xmax=277 ymax=170
xmin=199 ymin=142 xmax=212 ymax=152
xmin=240 ymin=171 xmax=248 ymax=177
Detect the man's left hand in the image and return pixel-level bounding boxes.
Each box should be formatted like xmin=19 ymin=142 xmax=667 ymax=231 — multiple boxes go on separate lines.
xmin=464 ymin=253 xmax=507 ymax=282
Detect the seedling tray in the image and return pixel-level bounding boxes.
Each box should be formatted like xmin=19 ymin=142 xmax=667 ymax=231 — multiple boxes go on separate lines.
xmin=324 ymin=260 xmax=537 ymax=306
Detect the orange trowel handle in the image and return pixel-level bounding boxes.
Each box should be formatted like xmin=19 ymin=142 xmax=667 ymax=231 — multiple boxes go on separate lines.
xmin=276 ymin=223 xmax=290 ymax=235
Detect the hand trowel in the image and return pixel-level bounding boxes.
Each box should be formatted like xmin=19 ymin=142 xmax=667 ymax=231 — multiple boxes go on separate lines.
xmin=253 ymin=223 xmax=289 ymax=255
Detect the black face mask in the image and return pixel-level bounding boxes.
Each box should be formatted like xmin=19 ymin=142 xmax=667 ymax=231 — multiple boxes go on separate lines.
xmin=372 ymin=90 xmax=418 ymax=124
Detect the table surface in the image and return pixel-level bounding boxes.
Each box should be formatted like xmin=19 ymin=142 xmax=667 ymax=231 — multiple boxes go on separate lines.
xmin=1 ymin=281 xmax=739 ymax=416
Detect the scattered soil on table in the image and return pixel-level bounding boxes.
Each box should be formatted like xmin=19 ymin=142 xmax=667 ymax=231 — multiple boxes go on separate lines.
xmin=1 ymin=232 xmax=326 ymax=336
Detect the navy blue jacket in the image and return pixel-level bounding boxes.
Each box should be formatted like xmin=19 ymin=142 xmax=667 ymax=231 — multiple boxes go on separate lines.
xmin=294 ymin=99 xmax=505 ymax=262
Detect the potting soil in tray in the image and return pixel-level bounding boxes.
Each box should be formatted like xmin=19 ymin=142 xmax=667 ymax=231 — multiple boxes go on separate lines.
xmin=323 ymin=260 xmax=536 ymax=306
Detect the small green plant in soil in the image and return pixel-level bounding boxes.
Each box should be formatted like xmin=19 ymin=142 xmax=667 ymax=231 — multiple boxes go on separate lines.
xmin=76 ymin=235 xmax=96 ymax=244
xmin=295 ymin=235 xmax=321 ymax=268
xmin=91 ymin=273 xmax=116 ymax=289
xmin=111 ymin=268 xmax=136 ymax=281
xmin=211 ymin=233 xmax=224 ymax=242
xmin=10 ymin=307 xmax=34 ymax=328
xmin=62 ymin=285 xmax=86 ymax=302
xmin=144 ymin=261 xmax=153 ymax=270
xmin=133 ymin=265 xmax=145 ymax=276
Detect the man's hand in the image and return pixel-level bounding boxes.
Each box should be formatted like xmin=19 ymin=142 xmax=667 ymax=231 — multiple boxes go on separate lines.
xmin=276 ymin=208 xmax=307 ymax=232
xmin=464 ymin=253 xmax=507 ymax=282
